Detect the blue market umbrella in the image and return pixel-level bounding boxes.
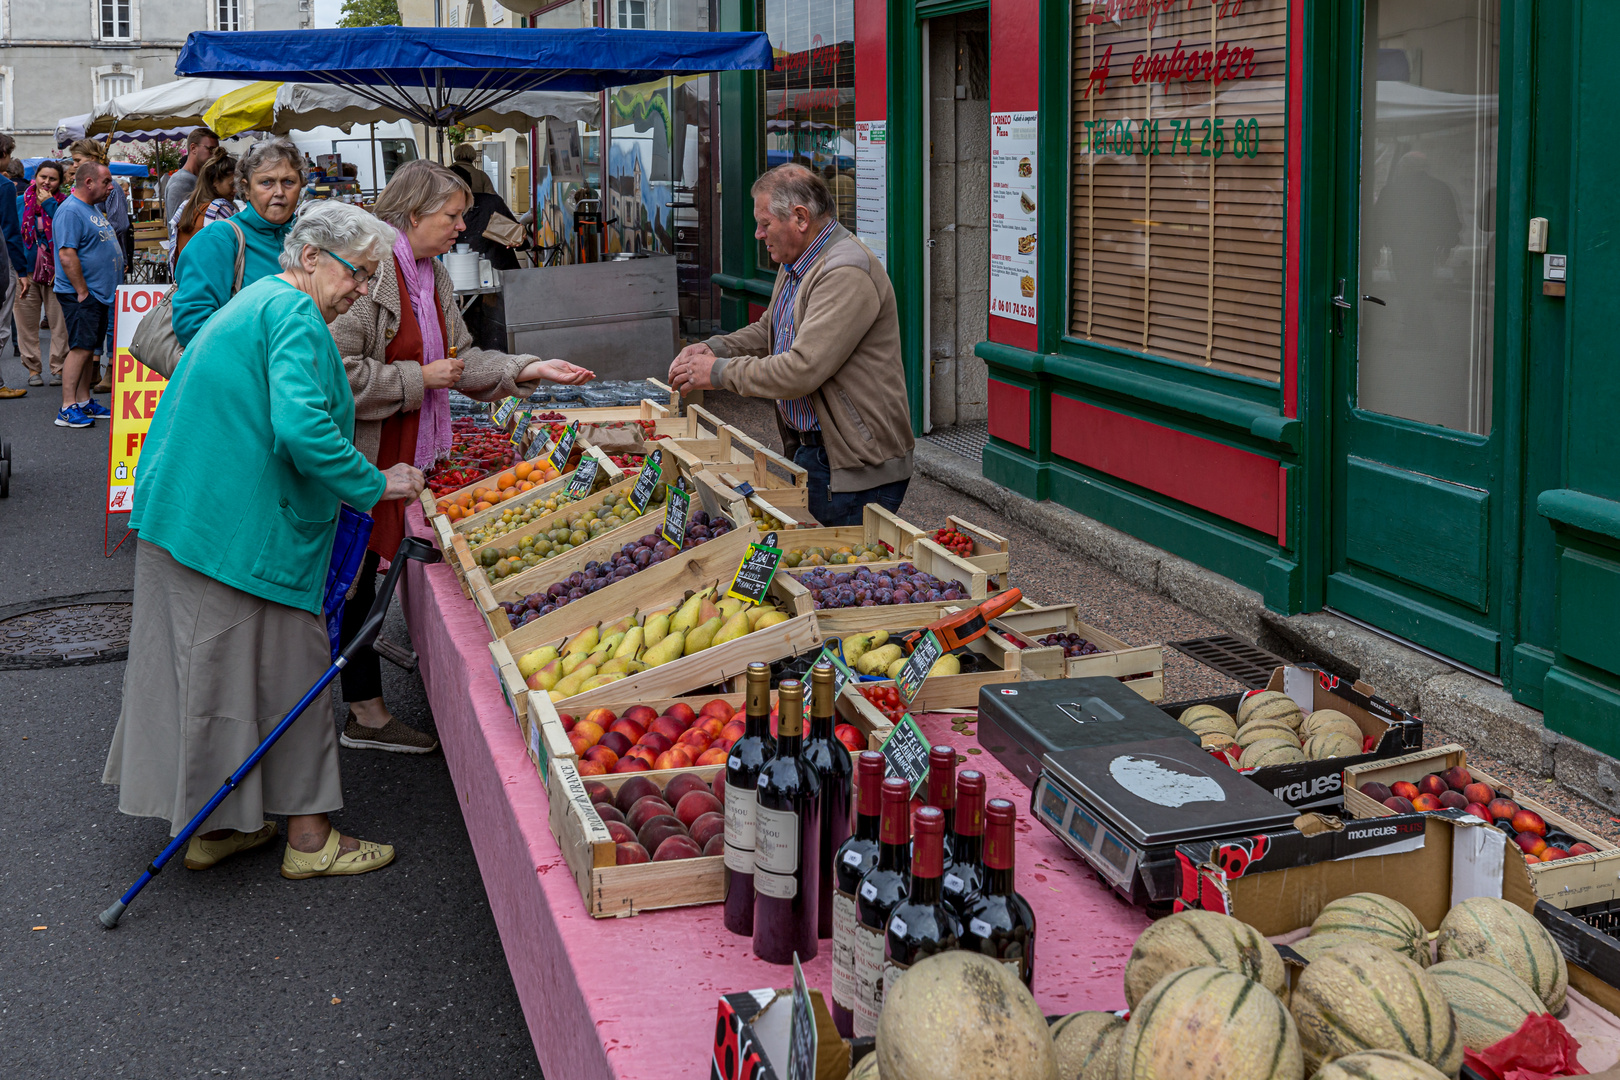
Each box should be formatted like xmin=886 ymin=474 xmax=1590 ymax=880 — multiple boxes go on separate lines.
xmin=175 ymin=27 xmax=774 ymax=128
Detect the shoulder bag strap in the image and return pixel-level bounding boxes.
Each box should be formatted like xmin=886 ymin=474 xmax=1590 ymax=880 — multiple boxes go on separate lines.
xmin=229 ymin=220 xmax=247 ymax=295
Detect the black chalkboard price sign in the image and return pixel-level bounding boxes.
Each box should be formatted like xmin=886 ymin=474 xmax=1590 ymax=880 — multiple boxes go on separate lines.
xmin=491 ymin=396 xmax=521 ymax=426
xmin=660 ymin=480 xmax=690 ymax=548
xmin=879 ymin=714 xmax=932 ymax=795
xmin=727 ymin=530 xmax=782 ymax=604
xmin=565 ymin=455 xmax=599 ymax=499
xmin=894 ymin=630 xmax=945 ymax=706
xmin=508 ymin=412 xmax=531 ymax=449
xmin=628 ymin=448 xmax=664 ymax=514
xmin=545 ymin=420 xmax=579 ymax=475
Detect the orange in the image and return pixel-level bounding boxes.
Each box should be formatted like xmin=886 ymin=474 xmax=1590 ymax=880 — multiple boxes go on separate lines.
xmin=514 ymin=461 xmax=533 ymax=481
xmin=496 ymin=471 xmax=517 ymax=490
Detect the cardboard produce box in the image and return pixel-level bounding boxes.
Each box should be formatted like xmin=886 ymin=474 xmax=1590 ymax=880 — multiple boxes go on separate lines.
xmin=1343 ymin=743 xmax=1620 ymax=911
xmin=1159 ymin=665 xmax=1423 ymax=812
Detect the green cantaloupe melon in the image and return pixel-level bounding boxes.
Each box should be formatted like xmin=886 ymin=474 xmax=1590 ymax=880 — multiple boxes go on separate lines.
xmin=1290 ymin=933 xmax=1373 ymax=964
xmin=1308 ymin=1049 xmax=1450 ymax=1080
xmin=1049 ymin=1011 xmax=1124 ymax=1079
xmin=1301 ymin=709 xmax=1361 ymax=741
xmin=1309 ymin=893 xmax=1431 ymax=967
xmin=1436 ymin=896 xmax=1568 ymax=1012
xmin=1305 ymin=730 xmax=1363 ymax=761
xmin=1241 ymin=739 xmax=1308 ymax=768
xmin=1180 ymin=704 xmax=1239 ymax=739
xmin=848 ymin=1053 xmax=881 ymax=1080
xmin=1236 ymin=720 xmax=1301 ymax=749
xmin=1123 ymin=909 xmax=1287 ymax=1009
xmin=1427 ymin=958 xmax=1544 ymax=1051
xmin=874 ymin=951 xmax=1057 ymax=1080
xmin=1239 ymin=690 xmax=1305 ymax=730
xmin=1118 ymin=966 xmax=1303 ymax=1080
xmin=1289 ymin=942 xmax=1461 ymax=1076
xmin=1201 ymin=732 xmax=1237 ymax=752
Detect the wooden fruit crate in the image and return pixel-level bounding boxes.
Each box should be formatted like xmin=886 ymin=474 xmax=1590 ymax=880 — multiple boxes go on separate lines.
xmin=929 ymin=516 xmax=1012 ymax=590
xmin=423 ymin=442 xmax=623 ymax=540
xmin=773 ymin=505 xmax=927 ymax=566
xmin=470 ymin=512 xmax=757 ymax=642
xmin=660 ymin=405 xmax=807 ymax=492
xmin=991 ymin=604 xmax=1166 ymax=703
xmin=774 ymin=538 xmax=992 ymax=636
xmin=817 ymin=611 xmax=1022 ymax=710
xmin=1343 ymin=744 xmax=1620 ymax=911
xmin=548 ymin=756 xmax=726 ymax=917
xmin=453 ymin=473 xmax=644 ymax=584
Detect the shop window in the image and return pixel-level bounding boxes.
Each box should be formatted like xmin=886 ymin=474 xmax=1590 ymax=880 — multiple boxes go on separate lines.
xmin=1069 ymin=0 xmax=1288 ymax=382
xmin=216 ymin=0 xmax=241 ymax=31
xmin=96 ymin=72 xmax=135 ymax=105
xmin=100 ymin=0 xmax=132 ymax=40
xmin=761 ymin=0 xmax=857 ymax=264
xmin=617 ymin=0 xmax=647 ymax=29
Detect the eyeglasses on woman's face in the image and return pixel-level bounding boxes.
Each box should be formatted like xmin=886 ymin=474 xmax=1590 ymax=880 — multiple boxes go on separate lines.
xmin=323 ymin=249 xmax=372 ymax=286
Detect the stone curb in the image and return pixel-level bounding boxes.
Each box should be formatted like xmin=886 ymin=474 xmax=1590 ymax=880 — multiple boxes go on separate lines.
xmin=913 ymin=440 xmax=1620 ymax=813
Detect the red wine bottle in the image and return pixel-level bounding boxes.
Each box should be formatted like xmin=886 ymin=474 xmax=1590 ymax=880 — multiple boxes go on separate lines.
xmin=852 ymin=776 xmax=911 ymax=1038
xmin=831 ymin=750 xmax=885 ymax=1037
xmin=724 ymin=663 xmax=776 ymax=936
xmin=752 ymin=680 xmax=821 ymax=964
xmin=883 ymin=805 xmax=962 ymax=1001
xmin=925 ymin=744 xmax=958 ymax=865
xmin=941 ymin=770 xmax=987 ymax=916
xmin=960 ymin=797 xmax=1037 ymax=989
xmin=802 ymin=661 xmax=852 ymax=940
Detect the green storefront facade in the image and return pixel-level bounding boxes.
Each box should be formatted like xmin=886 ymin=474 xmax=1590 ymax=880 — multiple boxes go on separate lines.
xmin=709 ymin=0 xmax=1620 ymax=757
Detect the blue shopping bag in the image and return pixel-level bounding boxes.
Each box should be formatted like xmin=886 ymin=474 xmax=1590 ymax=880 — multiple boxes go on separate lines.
xmin=324 ymin=505 xmax=375 ymax=661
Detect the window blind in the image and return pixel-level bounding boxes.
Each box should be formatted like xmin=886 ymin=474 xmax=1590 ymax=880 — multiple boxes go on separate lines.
xmin=1070 ymin=0 xmax=1288 ymax=382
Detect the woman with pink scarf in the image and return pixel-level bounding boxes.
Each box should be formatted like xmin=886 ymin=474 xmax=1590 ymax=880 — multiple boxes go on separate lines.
xmin=332 ymin=160 xmax=592 ymax=753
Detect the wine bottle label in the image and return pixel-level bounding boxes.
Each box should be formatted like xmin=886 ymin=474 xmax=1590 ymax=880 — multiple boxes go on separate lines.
xmin=755 ymin=865 xmax=798 ymax=899
xmin=881 ymin=958 xmax=910 ymax=1001
xmin=889 ymin=915 xmax=907 ymax=937
xmin=831 ymin=890 xmax=859 ymax=1009
xmin=969 ymin=917 xmax=994 ymax=938
xmin=853 ymin=923 xmax=887 ymax=1038
xmin=723 ymin=783 xmax=756 ymax=874
xmin=943 ymin=873 xmax=966 ymax=892
xmin=753 ymin=804 xmax=799 ymax=875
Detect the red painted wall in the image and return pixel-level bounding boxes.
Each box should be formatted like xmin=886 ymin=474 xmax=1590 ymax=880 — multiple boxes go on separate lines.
xmin=854 ymin=0 xmax=886 ymax=118
xmin=1050 ymin=396 xmax=1282 ymax=538
xmin=987 ymin=380 xmax=1031 ymax=449
xmin=986 ymin=0 xmax=1042 ymax=354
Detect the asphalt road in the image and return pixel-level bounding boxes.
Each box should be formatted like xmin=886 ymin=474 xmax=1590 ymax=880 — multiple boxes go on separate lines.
xmin=0 ymin=351 xmax=541 ymax=1078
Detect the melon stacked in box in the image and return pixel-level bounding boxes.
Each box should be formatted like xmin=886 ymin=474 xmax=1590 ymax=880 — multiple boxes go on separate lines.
xmin=1180 ymin=690 xmax=1375 ymax=767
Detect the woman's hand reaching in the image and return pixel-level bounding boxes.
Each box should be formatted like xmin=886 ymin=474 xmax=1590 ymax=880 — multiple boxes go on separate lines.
xmin=519 ymin=358 xmax=595 ymax=386
xmin=381 ymin=463 xmax=425 ymax=502
xmin=420 ymin=354 xmax=466 ymax=390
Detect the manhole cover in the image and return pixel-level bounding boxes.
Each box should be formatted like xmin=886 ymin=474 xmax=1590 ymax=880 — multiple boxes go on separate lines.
xmin=0 ymin=591 xmax=134 ymax=668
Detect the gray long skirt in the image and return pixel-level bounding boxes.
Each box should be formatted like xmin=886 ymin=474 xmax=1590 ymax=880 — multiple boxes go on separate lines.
xmin=103 ymin=539 xmax=343 ymax=836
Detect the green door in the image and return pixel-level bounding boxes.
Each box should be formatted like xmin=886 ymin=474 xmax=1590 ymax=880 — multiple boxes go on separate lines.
xmin=1325 ymin=0 xmax=1506 ymax=673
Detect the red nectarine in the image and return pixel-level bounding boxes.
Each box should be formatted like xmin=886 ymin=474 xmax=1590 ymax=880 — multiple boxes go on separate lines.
xmin=1383 ymin=796 xmax=1415 ymax=813
xmin=1463 ymin=782 xmax=1495 ymax=806
xmin=567 ymin=732 xmax=594 ymax=757
xmin=622 ymin=704 xmax=658 ymax=726
xmin=703 ymin=833 xmax=725 ymax=857
xmin=614 ymin=757 xmax=651 ymax=773
xmin=1359 ymin=782 xmax=1393 ymax=803
xmin=592 ymin=802 xmax=626 ymax=824
xmin=1487 ymin=798 xmax=1520 ymax=822
xmin=638 ymin=731 xmax=673 ymax=755
xmin=639 ymin=817 xmax=688 ymax=854
xmin=583 ymin=745 xmax=620 ymax=772
xmin=1391 ymin=781 xmax=1420 ymax=801
xmin=616 ymin=842 xmax=650 ymax=865
xmin=711 ymin=771 xmax=725 ymax=804
xmin=1442 ymin=766 xmax=1473 ymax=792
xmin=649 ymin=716 xmax=685 ymax=743
xmin=609 ymin=718 xmax=647 ymax=743
xmin=598 ymin=731 xmax=633 ymax=757
xmin=1418 ymin=774 xmax=1449 ymax=798
xmin=700 ymin=699 xmax=735 ymax=722
xmin=689 ymin=811 xmax=726 ymax=849
xmin=1542 ymin=847 xmax=1571 ymax=861
xmin=1571 ymin=842 xmax=1599 ymax=856
xmin=664 ymin=702 xmax=698 ymax=727
xmin=606 ymin=820 xmax=636 ymax=844
xmin=1465 ymin=802 xmax=1491 ymax=822
xmin=558 ymin=713 xmax=577 ymax=732
xmin=697 ymin=716 xmax=724 ymax=738
xmin=1515 ymin=832 xmax=1548 ymax=857
xmin=583 ymin=780 xmax=612 ymax=805
xmin=696 ymin=747 xmax=730 ymax=766
xmin=1511 ymin=809 xmax=1546 ymax=837
xmin=584 ymin=707 xmax=618 ymax=730
xmin=664 ymin=773 xmax=710 ymax=807
xmin=1411 ymin=793 xmax=1442 ymax=812
xmin=577 ymin=759 xmax=606 ymax=777
xmin=572 ymin=720 xmax=606 ymax=746
xmin=719 ymin=721 xmax=746 ymax=743
xmin=626 ymin=796 xmax=674 ymax=831
xmin=675 ymin=790 xmax=723 ymax=828
xmin=835 ymin=724 xmax=866 ymax=753
xmin=654 ymin=747 xmax=694 ymax=771
xmin=653 ymin=835 xmax=703 ymax=861
xmin=615 ymin=776 xmax=662 ymax=813
xmin=1437 ymin=790 xmax=1468 ymax=810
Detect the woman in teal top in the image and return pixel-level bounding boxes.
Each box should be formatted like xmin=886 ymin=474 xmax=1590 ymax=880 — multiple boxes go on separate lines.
xmin=106 ymin=200 xmax=424 ymax=882
xmin=171 ymin=137 xmax=303 ymax=346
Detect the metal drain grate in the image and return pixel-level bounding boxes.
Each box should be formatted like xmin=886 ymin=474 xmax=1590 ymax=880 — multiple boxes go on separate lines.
xmin=0 ymin=591 xmax=134 ymax=669
xmin=924 ymin=421 xmax=990 ymax=461
xmin=1169 ymin=635 xmax=1290 ymax=689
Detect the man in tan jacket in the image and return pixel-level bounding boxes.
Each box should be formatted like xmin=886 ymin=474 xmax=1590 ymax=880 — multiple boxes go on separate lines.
xmin=668 ymin=163 xmax=913 ymax=526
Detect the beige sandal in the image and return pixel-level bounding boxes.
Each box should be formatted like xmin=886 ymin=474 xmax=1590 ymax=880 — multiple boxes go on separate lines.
xmin=280 ymin=828 xmax=396 ymax=879
xmin=184 ymin=821 xmax=278 ymax=870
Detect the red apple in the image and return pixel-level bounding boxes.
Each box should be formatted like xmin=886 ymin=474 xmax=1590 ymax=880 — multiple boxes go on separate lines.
xmin=615 ymin=776 xmax=663 ymax=814
xmin=609 ymin=718 xmax=648 ymax=743
xmin=654 ymin=747 xmax=694 ymax=772
xmin=664 ymin=702 xmax=698 ymax=728
xmin=1412 ymin=793 xmax=1442 ymax=812
xmin=664 ymin=773 xmax=711 ymax=807
xmin=1463 ymin=781 xmax=1496 ymax=806
xmin=1511 ymin=809 xmax=1547 ymax=837
xmin=711 ymin=770 xmax=726 ymax=804
xmin=702 ymin=833 xmax=725 ymax=857
xmin=606 ymin=820 xmax=636 ymax=844
xmin=1437 ymin=790 xmax=1468 ymax=810
xmin=653 ymin=835 xmax=703 ymax=861
xmin=626 ymin=796 xmax=675 ymax=831
xmin=639 ymin=816 xmax=689 ymax=854
xmin=835 ymin=724 xmax=866 ymax=753
xmin=1542 ymin=847 xmax=1571 ymax=861
xmin=1418 ymin=774 xmax=1449 ymax=798
xmin=577 ymin=759 xmax=607 ymax=776
xmin=696 ymin=747 xmax=730 ymax=766
xmin=615 ymin=842 xmax=650 ymax=865
xmin=558 ymin=712 xmax=577 ymax=732
xmin=592 ymin=802 xmax=626 ymax=824
xmin=583 ymin=745 xmax=620 ymax=772
xmin=1391 ymin=781 xmax=1421 ymax=802
xmin=1383 ymin=796 xmax=1415 ymax=813
xmin=1442 ymin=766 xmax=1474 ymax=792
xmin=583 ymin=780 xmax=612 ymax=805
xmin=649 ymin=716 xmax=685 ymax=744
xmin=1571 ymin=842 xmax=1599 ymax=856
xmin=598 ymin=731 xmax=633 ymax=757
xmin=1465 ymin=802 xmax=1492 ymax=822
xmin=675 ymin=790 xmax=723 ymax=828
xmin=622 ymin=704 xmax=659 ymax=727
xmin=699 ymin=699 xmax=735 ymax=722
xmin=689 ymin=811 xmax=726 ymax=848
xmin=638 ymin=731 xmax=674 ymax=755
xmin=1516 ymin=832 xmax=1548 ymax=857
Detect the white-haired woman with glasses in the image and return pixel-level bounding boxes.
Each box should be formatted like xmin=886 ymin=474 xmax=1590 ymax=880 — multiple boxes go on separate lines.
xmin=329 ymin=159 xmax=592 ymax=753
xmin=104 ymin=201 xmax=425 ymax=882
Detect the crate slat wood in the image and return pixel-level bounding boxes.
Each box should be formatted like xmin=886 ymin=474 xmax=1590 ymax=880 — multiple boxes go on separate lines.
xmin=772 ymin=505 xmax=925 ymax=563
xmin=941 ymin=515 xmax=1012 ymax=588
xmin=821 ymin=613 xmax=1022 ymax=709
xmin=548 ymin=757 xmax=727 ymax=917
xmin=991 ymin=603 xmax=1166 ymax=702
xmin=718 ymin=473 xmax=812 ymax=529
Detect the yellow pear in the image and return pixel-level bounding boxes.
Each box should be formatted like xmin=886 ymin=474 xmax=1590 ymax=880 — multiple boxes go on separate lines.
xmin=601 ymin=615 xmax=637 ymax=638
xmin=929 ymin=653 xmax=962 ymax=677
xmin=598 ymin=657 xmax=646 ymax=676
xmin=669 ymin=592 xmax=707 ymax=633
xmin=614 ymin=626 xmax=644 ymax=660
xmin=713 ymin=610 xmax=752 ymax=647
xmin=592 ymin=631 xmax=626 ymax=658
xmin=843 ymin=633 xmax=874 ymax=667
xmin=747 ymin=606 xmax=780 ymax=629
xmin=684 ymin=615 xmax=724 ymax=656
xmin=642 ymin=612 xmax=671 ymax=648
xmin=517 ymin=645 xmax=559 ymax=679
xmin=753 ymin=610 xmax=790 ymax=630
xmin=560 ymin=650 xmax=592 ymax=676
xmin=719 ymin=596 xmax=747 ymax=621
xmin=697 ymin=597 xmax=721 ymax=626
xmin=870 ymin=630 xmax=890 ymax=648
xmin=886 ymin=657 xmax=907 ymax=680
xmin=563 ymin=626 xmax=600 ymax=657
xmin=579 ymin=673 xmax=628 ymax=692
xmin=552 ymin=663 xmax=598 ymax=699
xmin=857 ymin=644 xmax=903 ymax=675
xmin=638 ymin=606 xmax=672 ymax=627
xmin=527 ymin=656 xmax=564 ymax=691
xmin=641 ymin=630 xmax=686 ymax=668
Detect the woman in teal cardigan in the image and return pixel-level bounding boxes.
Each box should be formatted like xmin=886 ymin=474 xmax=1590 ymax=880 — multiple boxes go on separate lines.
xmin=171 ymin=137 xmax=303 ymax=346
xmin=105 ymin=200 xmax=424 ymax=881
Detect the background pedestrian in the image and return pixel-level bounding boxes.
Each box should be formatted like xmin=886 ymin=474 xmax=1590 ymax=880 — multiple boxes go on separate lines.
xmin=162 ymin=127 xmax=220 ymax=221
xmin=168 ymin=147 xmax=237 ymax=270
xmin=0 ymin=134 xmax=26 ymax=398
xmin=17 ymin=160 xmax=66 ymax=386
xmin=52 ymin=160 xmax=122 ymax=428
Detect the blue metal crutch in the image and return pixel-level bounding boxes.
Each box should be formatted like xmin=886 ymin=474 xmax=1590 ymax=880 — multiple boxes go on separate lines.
xmin=99 ymin=535 xmax=442 ymax=929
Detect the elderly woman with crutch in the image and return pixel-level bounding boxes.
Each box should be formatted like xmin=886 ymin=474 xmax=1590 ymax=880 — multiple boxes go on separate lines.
xmin=103 ymin=200 xmax=424 ymax=881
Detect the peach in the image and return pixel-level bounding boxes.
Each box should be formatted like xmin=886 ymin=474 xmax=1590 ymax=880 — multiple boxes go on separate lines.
xmin=700 ymin=699 xmax=736 ymax=722
xmin=1571 ymin=842 xmax=1599 ymax=856
xmin=1359 ymin=782 xmax=1392 ymax=803
xmin=1412 ymin=793 xmax=1442 ymax=812
xmin=654 ymin=747 xmax=694 ymax=772
xmin=697 ymin=747 xmax=730 ymax=766
xmin=592 ymin=802 xmax=626 ymax=824
xmin=568 ymin=732 xmax=595 ymax=757
xmin=614 ymin=757 xmax=651 ymax=773
xmin=664 ymin=773 xmax=711 ymax=807
xmin=653 ymin=835 xmax=703 ymax=861
xmin=584 ymin=707 xmax=618 ymax=730
xmin=1391 ymin=781 xmax=1420 ymax=802
xmin=1487 ymin=798 xmax=1520 ymax=823
xmin=720 ymin=720 xmax=746 ymax=743
xmin=639 ymin=817 xmax=689 ymax=854
xmin=689 ymin=811 xmax=726 ymax=848
xmin=1437 ymin=790 xmax=1468 ymax=810
xmin=598 ymin=731 xmax=634 ymax=758
xmin=702 ymin=833 xmax=725 ymax=857
xmin=609 ymin=718 xmax=648 ymax=743
xmin=1512 ymin=809 xmax=1546 ymax=837
xmin=622 ymin=704 xmax=659 ymax=726
xmin=558 ymin=712 xmax=577 ymax=732
xmin=835 ymin=725 xmax=866 ymax=753
xmin=605 ymin=820 xmax=636 ymax=844
xmin=711 ymin=771 xmax=726 ymax=804
xmin=676 ymin=729 xmax=712 ymax=754
xmin=638 ymin=731 xmax=674 ymax=755
xmin=649 ymin=716 xmax=685 ymax=743
xmin=1418 ymin=774 xmax=1449 ymax=798
xmin=626 ymin=796 xmax=675 ymax=831
xmin=1542 ymin=847 xmax=1571 ymax=861
xmin=1383 ymin=796 xmax=1415 ymax=813
xmin=583 ymin=746 xmax=620 ymax=772
xmin=616 ymin=842 xmax=650 ymax=865
xmin=577 ymin=759 xmax=607 ymax=777
xmin=625 ymin=747 xmax=658 ymax=768
xmin=615 ymin=776 xmax=663 ymax=813
xmin=697 ymin=716 xmax=724 ymax=738
xmin=675 ymin=790 xmax=723 ymax=828
xmin=1442 ymin=766 xmax=1474 ymax=792
xmin=664 ymin=702 xmax=698 ymax=728
xmin=571 ymin=720 xmax=606 ymax=746
xmin=1463 ymin=782 xmax=1496 ymax=806
xmin=583 ymin=780 xmax=612 ymax=805
xmin=1516 ymin=832 xmax=1548 ymax=857
xmin=713 ymin=737 xmax=735 ymax=753
xmin=1465 ymin=802 xmax=1492 ymax=822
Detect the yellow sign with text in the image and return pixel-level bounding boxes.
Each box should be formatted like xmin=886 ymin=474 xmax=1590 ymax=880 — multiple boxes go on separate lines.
xmin=106 ymin=284 xmax=170 ymax=514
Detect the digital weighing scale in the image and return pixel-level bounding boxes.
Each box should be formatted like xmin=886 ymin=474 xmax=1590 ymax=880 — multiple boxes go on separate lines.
xmin=1032 ymin=737 xmax=1298 ymax=909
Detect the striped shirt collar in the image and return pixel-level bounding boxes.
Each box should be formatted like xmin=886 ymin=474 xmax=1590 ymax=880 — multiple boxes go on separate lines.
xmin=783 ymin=218 xmax=840 ymax=281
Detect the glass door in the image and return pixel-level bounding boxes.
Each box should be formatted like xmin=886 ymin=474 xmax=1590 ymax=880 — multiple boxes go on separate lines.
xmin=1326 ymin=0 xmax=1505 ymax=672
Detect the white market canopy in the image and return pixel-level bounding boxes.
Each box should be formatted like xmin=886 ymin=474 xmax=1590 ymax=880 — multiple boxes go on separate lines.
xmin=85 ymin=77 xmax=259 ymax=137
xmin=271 ymin=82 xmax=599 ymax=134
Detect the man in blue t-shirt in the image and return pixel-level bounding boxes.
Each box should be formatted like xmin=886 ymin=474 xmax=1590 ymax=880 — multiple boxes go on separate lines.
xmin=52 ymin=160 xmax=123 ymax=429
